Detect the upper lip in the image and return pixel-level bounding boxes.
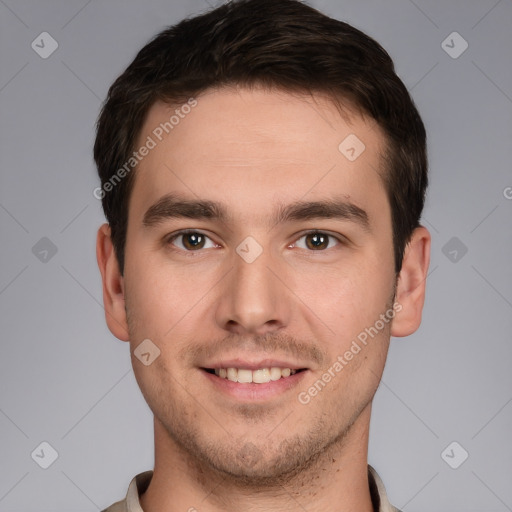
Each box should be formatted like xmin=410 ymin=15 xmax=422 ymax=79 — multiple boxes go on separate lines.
xmin=201 ymin=358 xmax=308 ymax=371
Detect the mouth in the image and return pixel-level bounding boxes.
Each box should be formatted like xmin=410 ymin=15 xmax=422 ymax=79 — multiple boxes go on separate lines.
xmin=202 ymin=366 xmax=307 ymax=384
xmin=199 ymin=360 xmax=309 ymax=402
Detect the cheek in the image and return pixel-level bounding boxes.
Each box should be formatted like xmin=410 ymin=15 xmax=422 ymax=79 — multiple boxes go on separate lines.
xmin=294 ymin=257 xmax=393 ymax=336
xmin=124 ymin=250 xmax=221 ymax=350
xmin=124 ymin=256 xmax=181 ymax=337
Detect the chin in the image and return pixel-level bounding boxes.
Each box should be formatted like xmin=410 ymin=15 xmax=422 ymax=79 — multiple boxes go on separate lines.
xmin=190 ymin=433 xmax=334 ymax=488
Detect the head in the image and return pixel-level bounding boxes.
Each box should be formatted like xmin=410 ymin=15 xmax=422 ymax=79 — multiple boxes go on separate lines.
xmin=95 ymin=0 xmax=430 ymax=485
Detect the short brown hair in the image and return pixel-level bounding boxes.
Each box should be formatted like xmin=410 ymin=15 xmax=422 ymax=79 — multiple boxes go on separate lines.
xmin=94 ymin=0 xmax=427 ymax=274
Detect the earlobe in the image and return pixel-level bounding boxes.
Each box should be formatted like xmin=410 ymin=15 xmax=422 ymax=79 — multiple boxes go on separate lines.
xmin=96 ymin=223 xmax=130 ymax=341
xmin=391 ymin=226 xmax=431 ymax=338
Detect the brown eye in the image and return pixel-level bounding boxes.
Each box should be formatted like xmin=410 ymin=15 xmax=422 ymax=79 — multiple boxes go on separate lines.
xmin=182 ymin=232 xmax=205 ymax=250
xmin=305 ymin=232 xmax=329 ymax=250
xmin=294 ymin=231 xmax=341 ymax=251
xmin=168 ymin=231 xmax=215 ymax=251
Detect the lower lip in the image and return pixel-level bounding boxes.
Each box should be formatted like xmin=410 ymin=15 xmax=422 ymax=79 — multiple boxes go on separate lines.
xmin=201 ymin=369 xmax=308 ymax=401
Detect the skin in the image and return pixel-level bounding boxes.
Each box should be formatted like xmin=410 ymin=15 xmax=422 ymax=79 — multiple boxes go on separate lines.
xmin=97 ymin=86 xmax=430 ymax=512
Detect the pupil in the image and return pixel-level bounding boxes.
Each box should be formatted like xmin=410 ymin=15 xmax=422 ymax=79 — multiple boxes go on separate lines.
xmin=185 ymin=233 xmax=204 ymax=249
xmin=308 ymin=233 xmax=327 ymax=250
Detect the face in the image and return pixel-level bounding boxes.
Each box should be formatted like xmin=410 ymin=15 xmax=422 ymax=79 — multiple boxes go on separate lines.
xmin=100 ymin=86 xmax=422 ymax=484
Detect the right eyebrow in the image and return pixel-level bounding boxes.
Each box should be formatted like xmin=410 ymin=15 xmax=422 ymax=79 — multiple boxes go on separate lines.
xmin=143 ymin=194 xmax=228 ymax=228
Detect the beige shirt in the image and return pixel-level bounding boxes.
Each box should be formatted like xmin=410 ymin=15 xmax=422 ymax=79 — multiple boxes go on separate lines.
xmin=101 ymin=465 xmax=402 ymax=512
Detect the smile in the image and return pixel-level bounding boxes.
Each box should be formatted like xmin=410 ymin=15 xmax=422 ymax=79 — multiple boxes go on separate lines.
xmin=208 ymin=367 xmax=301 ymax=383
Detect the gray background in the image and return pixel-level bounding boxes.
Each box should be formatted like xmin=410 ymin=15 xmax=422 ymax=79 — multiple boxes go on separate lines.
xmin=1 ymin=0 xmax=511 ymax=510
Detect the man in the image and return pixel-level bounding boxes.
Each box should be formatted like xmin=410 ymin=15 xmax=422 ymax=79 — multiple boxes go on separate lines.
xmin=95 ymin=0 xmax=431 ymax=510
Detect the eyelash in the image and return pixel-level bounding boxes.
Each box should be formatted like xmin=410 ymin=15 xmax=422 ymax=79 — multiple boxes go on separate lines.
xmin=165 ymin=229 xmax=344 ymax=254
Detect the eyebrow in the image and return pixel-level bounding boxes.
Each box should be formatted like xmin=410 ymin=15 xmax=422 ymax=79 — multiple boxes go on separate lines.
xmin=142 ymin=193 xmax=370 ymax=231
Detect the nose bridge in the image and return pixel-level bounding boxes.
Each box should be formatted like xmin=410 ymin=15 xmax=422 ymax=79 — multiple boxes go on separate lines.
xmin=216 ymin=239 xmax=287 ymax=334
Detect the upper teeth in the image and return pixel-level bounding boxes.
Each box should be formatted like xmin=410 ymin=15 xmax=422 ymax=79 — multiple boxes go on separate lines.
xmin=214 ymin=367 xmax=297 ymax=383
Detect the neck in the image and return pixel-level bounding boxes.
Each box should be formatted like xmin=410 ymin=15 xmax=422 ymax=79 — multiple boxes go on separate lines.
xmin=140 ymin=405 xmax=375 ymax=512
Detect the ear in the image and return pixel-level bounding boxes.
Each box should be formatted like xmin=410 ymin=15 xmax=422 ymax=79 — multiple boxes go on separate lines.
xmin=391 ymin=226 xmax=431 ymax=337
xmin=96 ymin=223 xmax=130 ymax=341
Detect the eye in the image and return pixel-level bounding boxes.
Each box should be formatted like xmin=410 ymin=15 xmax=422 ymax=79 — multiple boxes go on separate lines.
xmin=292 ymin=231 xmax=342 ymax=251
xmin=166 ymin=230 xmax=218 ymax=251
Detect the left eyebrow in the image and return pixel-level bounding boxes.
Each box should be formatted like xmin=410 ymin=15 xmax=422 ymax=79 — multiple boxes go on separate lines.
xmin=142 ymin=193 xmax=370 ymax=232
xmin=272 ymin=198 xmax=370 ymax=232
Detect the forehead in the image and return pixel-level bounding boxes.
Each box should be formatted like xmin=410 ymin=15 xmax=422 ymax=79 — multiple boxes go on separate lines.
xmin=130 ymin=86 xmax=388 ymax=225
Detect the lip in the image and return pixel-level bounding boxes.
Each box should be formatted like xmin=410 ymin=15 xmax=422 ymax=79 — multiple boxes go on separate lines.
xmin=201 ymin=367 xmax=309 ymax=401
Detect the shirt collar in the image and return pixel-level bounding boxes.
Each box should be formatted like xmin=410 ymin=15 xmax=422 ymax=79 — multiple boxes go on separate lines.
xmin=125 ymin=470 xmax=152 ymax=512
xmin=368 ymin=465 xmax=402 ymax=512
xmin=121 ymin=466 xmax=401 ymax=512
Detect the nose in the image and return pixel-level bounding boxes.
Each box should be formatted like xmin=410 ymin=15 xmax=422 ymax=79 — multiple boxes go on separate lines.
xmin=215 ymin=244 xmax=289 ymax=336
